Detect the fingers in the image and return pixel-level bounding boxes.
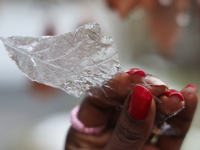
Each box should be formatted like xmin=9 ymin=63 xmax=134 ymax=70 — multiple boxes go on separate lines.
xmin=107 ymin=0 xmax=139 ymax=17
xmin=105 ymin=85 xmax=156 ymax=150
xmin=144 ymin=75 xmax=186 ymax=136
xmin=175 ymin=84 xmax=198 ymax=120
xmin=66 ymin=127 xmax=112 ymax=149
xmin=79 ymin=68 xmax=146 ymax=127
xmin=156 ymin=84 xmax=198 ymax=150
xmin=157 ymin=89 xmax=185 ymax=115
xmin=144 ymin=75 xmax=184 ymax=116
xmin=151 ymin=89 xmax=185 ymax=136
xmin=66 ymin=68 xmax=193 ymax=150
xmin=66 ymin=69 xmax=147 ymax=149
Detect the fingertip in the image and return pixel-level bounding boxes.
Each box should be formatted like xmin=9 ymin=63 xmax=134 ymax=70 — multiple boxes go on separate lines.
xmin=115 ymin=0 xmax=140 ymax=18
xmin=181 ymin=84 xmax=198 ymax=103
xmin=120 ymin=68 xmax=146 ymax=85
xmin=125 ymin=68 xmax=146 ymax=77
xmin=175 ymin=85 xmax=199 ymax=120
xmin=117 ymin=7 xmax=131 ymax=18
xmin=185 ymin=84 xmax=198 ymax=93
xmin=164 ymin=89 xmax=184 ymax=101
xmin=156 ymin=89 xmax=185 ymax=115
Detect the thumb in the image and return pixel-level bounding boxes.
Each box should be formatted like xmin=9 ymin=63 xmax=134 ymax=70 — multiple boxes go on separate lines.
xmin=105 ymin=85 xmax=156 ymax=150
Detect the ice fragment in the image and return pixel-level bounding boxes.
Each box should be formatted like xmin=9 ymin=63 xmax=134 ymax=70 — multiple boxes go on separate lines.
xmin=0 ymin=23 xmax=122 ymax=97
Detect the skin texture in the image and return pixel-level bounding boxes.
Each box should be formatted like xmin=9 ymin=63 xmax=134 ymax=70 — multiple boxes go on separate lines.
xmin=65 ymin=69 xmax=198 ymax=150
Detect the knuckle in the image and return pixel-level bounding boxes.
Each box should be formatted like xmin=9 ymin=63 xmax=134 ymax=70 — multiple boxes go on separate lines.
xmin=116 ymin=121 xmax=145 ymax=147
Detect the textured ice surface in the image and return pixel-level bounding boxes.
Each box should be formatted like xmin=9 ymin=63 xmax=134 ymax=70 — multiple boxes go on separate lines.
xmin=0 ymin=23 xmax=122 ymax=97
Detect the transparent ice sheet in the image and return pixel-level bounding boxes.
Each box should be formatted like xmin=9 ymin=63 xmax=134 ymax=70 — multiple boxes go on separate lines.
xmin=0 ymin=23 xmax=122 ymax=97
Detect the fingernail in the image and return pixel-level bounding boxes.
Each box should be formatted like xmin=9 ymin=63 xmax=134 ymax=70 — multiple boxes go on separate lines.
xmin=164 ymin=89 xmax=184 ymax=101
xmin=185 ymin=84 xmax=198 ymax=93
xmin=117 ymin=0 xmax=132 ymax=17
xmin=128 ymin=85 xmax=152 ymax=121
xmin=145 ymin=75 xmax=168 ymax=89
xmin=125 ymin=68 xmax=146 ymax=77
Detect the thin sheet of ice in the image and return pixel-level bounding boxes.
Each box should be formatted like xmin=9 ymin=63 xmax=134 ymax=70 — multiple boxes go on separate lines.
xmin=0 ymin=23 xmax=122 ymax=97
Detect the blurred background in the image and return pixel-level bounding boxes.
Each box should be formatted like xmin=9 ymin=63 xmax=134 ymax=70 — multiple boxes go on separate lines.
xmin=0 ymin=0 xmax=200 ymax=149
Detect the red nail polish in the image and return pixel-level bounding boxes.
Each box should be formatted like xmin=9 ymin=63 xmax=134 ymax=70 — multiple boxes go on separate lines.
xmin=128 ymin=85 xmax=152 ymax=121
xmin=185 ymin=84 xmax=198 ymax=93
xmin=125 ymin=68 xmax=146 ymax=77
xmin=164 ymin=89 xmax=184 ymax=101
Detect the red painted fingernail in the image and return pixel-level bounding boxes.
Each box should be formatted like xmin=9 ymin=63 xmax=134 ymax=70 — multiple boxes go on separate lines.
xmin=164 ymin=89 xmax=184 ymax=101
xmin=185 ymin=84 xmax=198 ymax=93
xmin=125 ymin=68 xmax=146 ymax=77
xmin=128 ymin=85 xmax=152 ymax=121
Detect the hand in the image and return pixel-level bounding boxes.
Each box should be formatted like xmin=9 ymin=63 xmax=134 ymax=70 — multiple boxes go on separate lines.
xmin=106 ymin=0 xmax=191 ymax=17
xmin=65 ymin=68 xmax=198 ymax=150
xmin=106 ymin=0 xmax=192 ymax=56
